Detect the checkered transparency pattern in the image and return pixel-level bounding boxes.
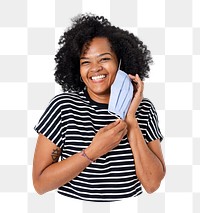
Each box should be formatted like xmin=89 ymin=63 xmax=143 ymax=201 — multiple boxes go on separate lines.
xmin=0 ymin=0 xmax=199 ymax=212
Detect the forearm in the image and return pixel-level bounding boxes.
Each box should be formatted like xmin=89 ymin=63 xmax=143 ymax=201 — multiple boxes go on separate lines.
xmin=33 ymin=120 xmax=127 ymax=195
xmin=33 ymin=152 xmax=90 ymax=194
xmin=128 ymin=118 xmax=165 ymax=193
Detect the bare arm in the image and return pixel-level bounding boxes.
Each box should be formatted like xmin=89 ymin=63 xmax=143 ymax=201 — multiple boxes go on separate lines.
xmin=32 ymin=119 xmax=127 ymax=194
xmin=126 ymin=74 xmax=166 ymax=193
xmin=127 ymin=118 xmax=165 ymax=193
xmin=32 ymin=134 xmax=91 ymax=194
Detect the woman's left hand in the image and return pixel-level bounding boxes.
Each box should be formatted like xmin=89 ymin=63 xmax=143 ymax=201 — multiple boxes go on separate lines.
xmin=126 ymin=74 xmax=144 ymax=121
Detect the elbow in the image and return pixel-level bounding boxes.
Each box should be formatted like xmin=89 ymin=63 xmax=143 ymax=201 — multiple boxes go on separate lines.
xmin=33 ymin=179 xmax=46 ymax=195
xmin=35 ymin=189 xmax=45 ymax=196
xmin=145 ymin=182 xmax=161 ymax=194
xmin=142 ymin=165 xmax=166 ymax=194
xmin=33 ymin=184 xmax=46 ymax=195
xmin=143 ymin=173 xmax=165 ymax=194
xmin=33 ymin=183 xmax=44 ymax=195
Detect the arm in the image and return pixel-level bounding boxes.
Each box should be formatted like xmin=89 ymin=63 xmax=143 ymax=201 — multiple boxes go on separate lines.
xmin=32 ymin=133 xmax=91 ymax=194
xmin=32 ymin=119 xmax=127 ymax=195
xmin=126 ymin=74 xmax=166 ymax=193
xmin=127 ymin=118 xmax=165 ymax=193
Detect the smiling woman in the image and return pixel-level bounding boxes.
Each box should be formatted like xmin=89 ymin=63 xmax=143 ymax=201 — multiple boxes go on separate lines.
xmin=32 ymin=13 xmax=165 ymax=202
xmin=80 ymin=37 xmax=118 ymax=103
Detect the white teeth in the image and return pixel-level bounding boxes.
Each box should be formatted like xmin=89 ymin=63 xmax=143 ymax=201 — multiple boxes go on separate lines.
xmin=91 ymin=75 xmax=106 ymax=80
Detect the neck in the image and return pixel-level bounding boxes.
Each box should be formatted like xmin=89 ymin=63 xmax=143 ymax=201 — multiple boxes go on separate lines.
xmin=87 ymin=89 xmax=110 ymax=104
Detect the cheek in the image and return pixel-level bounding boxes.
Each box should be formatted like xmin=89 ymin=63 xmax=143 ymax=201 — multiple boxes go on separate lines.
xmin=110 ymin=67 xmax=118 ymax=81
xmin=80 ymin=68 xmax=86 ymax=79
xmin=80 ymin=68 xmax=90 ymax=86
xmin=110 ymin=75 xmax=116 ymax=85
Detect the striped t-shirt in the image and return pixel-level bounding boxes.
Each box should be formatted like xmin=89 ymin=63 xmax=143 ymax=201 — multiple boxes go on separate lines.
xmin=34 ymin=90 xmax=163 ymax=202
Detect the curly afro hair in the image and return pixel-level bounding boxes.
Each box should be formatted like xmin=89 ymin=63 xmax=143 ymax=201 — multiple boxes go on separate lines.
xmin=54 ymin=14 xmax=153 ymax=92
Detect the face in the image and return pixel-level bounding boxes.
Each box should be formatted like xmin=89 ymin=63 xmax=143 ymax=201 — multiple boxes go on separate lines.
xmin=80 ymin=37 xmax=118 ymax=104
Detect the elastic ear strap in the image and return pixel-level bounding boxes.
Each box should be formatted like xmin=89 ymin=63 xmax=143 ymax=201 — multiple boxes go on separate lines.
xmin=118 ymin=59 xmax=121 ymax=70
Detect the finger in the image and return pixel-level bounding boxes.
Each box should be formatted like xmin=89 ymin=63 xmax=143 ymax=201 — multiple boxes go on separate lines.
xmin=116 ymin=125 xmax=128 ymax=141
xmin=130 ymin=74 xmax=141 ymax=85
xmin=128 ymin=75 xmax=141 ymax=95
xmin=103 ymin=119 xmax=121 ymax=131
xmin=128 ymin=74 xmax=140 ymax=89
xmin=131 ymin=74 xmax=143 ymax=92
xmin=118 ymin=123 xmax=128 ymax=134
xmin=102 ymin=120 xmax=127 ymax=136
xmin=128 ymin=73 xmax=141 ymax=81
xmin=135 ymin=74 xmax=143 ymax=85
xmin=113 ymin=120 xmax=127 ymax=134
xmin=122 ymin=127 xmax=128 ymax=137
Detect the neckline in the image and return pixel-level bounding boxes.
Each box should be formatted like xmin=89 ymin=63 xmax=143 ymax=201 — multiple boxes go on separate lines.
xmin=83 ymin=89 xmax=108 ymax=109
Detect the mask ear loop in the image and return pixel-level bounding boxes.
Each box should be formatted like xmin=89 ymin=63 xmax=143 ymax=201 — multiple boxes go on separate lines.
xmin=118 ymin=59 xmax=121 ymax=70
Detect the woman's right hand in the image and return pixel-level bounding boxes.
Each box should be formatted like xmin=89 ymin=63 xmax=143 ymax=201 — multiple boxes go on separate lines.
xmin=85 ymin=119 xmax=127 ymax=161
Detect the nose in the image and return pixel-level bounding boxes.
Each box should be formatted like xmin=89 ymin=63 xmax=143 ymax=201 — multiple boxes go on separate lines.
xmin=90 ymin=62 xmax=103 ymax=72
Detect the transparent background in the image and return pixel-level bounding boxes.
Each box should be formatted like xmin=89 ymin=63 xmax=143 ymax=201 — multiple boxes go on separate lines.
xmin=0 ymin=0 xmax=199 ymax=212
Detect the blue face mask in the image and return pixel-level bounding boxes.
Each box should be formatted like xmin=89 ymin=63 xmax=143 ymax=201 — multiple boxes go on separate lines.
xmin=108 ymin=70 xmax=134 ymax=119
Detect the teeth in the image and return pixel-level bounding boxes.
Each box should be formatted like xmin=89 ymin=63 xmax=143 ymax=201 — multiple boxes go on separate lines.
xmin=91 ymin=75 xmax=106 ymax=80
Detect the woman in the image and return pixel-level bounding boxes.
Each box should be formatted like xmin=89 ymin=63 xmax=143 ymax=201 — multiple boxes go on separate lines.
xmin=33 ymin=14 xmax=166 ymax=202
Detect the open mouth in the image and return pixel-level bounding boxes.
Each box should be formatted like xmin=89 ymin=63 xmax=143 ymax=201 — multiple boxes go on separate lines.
xmin=91 ymin=74 xmax=107 ymax=81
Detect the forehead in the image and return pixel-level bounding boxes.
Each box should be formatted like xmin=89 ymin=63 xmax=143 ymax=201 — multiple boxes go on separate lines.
xmin=81 ymin=37 xmax=112 ymax=56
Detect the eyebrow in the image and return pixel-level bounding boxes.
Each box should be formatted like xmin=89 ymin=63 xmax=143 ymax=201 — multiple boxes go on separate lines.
xmin=80 ymin=52 xmax=112 ymax=60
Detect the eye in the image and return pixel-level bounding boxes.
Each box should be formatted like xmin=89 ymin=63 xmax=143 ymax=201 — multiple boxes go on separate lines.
xmin=100 ymin=57 xmax=111 ymax=62
xmin=80 ymin=61 xmax=90 ymax=65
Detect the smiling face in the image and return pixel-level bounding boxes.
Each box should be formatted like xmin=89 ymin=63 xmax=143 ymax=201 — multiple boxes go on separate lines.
xmin=80 ymin=37 xmax=118 ymax=104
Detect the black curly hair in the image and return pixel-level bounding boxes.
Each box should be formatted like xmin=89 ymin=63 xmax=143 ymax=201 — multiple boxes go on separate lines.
xmin=54 ymin=14 xmax=153 ymax=92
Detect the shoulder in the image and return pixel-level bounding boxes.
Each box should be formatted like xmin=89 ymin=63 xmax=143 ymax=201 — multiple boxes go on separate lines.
xmin=47 ymin=91 xmax=89 ymax=111
xmin=138 ymin=98 xmax=156 ymax=111
xmin=136 ymin=98 xmax=158 ymax=118
xmin=49 ymin=91 xmax=86 ymax=104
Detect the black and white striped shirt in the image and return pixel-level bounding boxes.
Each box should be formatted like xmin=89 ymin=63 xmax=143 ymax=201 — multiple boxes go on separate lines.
xmin=34 ymin=90 xmax=163 ymax=202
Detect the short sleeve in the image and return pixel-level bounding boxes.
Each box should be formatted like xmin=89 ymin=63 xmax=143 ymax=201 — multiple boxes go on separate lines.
xmin=145 ymin=101 xmax=163 ymax=143
xmin=34 ymin=95 xmax=64 ymax=148
xmin=137 ymin=99 xmax=163 ymax=143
